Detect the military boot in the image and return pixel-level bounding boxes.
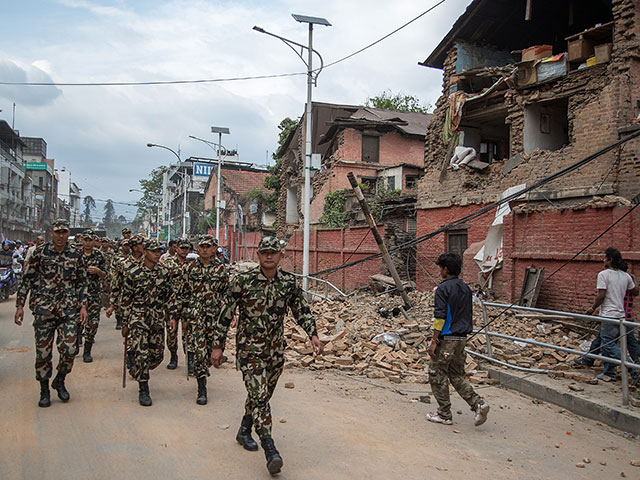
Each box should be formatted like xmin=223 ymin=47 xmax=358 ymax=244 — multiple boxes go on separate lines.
xmin=115 ymin=318 xmax=122 ymax=330
xmin=51 ymin=373 xmax=70 ymax=402
xmin=187 ymin=352 xmax=194 ymax=376
xmin=196 ymin=376 xmax=207 ymax=405
xmin=261 ymin=437 xmax=283 ymax=475
xmin=167 ymin=350 xmax=178 ymax=370
xmin=236 ymin=415 xmax=258 ymax=451
xmin=138 ymin=381 xmax=152 ymax=406
xmin=38 ymin=380 xmax=51 ymax=408
xmin=83 ymin=341 xmax=93 ymax=363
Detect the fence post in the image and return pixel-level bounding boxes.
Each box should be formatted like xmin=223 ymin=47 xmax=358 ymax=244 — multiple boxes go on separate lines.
xmin=620 ymin=318 xmax=629 ymax=406
xmin=480 ymin=300 xmax=493 ymax=358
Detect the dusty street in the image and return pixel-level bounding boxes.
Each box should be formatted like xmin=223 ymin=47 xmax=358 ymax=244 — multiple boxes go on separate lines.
xmin=1 ymin=298 xmax=638 ymax=480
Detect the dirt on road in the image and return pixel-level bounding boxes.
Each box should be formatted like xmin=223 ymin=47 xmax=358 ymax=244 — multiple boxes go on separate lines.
xmin=1 ymin=298 xmax=638 ymax=480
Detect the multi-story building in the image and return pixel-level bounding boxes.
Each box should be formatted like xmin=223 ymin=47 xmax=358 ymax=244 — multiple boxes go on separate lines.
xmin=22 ymin=137 xmax=58 ymax=233
xmin=0 ymin=121 xmax=33 ymax=241
xmin=56 ymin=168 xmax=82 ymax=227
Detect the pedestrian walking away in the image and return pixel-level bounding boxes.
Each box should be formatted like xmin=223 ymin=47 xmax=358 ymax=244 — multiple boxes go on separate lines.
xmin=211 ymin=235 xmax=324 ymax=476
xmin=181 ymin=234 xmax=228 ymax=405
xmin=586 ymin=249 xmax=639 ymax=381
xmin=14 ymin=219 xmax=89 ymax=408
xmin=426 ymin=253 xmax=490 ymax=427
xmin=118 ymin=239 xmax=176 ymax=406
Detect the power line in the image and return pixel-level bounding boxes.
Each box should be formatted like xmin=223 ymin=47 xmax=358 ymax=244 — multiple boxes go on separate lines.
xmin=0 ymin=1 xmax=448 ymax=88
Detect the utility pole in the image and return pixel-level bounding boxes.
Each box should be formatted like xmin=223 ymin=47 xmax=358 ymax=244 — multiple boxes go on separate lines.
xmin=347 ymin=172 xmax=413 ymax=310
xmin=211 ymin=126 xmax=230 ymax=242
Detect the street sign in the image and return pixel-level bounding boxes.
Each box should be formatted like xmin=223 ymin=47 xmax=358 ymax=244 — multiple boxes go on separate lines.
xmin=193 ymin=162 xmax=215 ymax=177
xmin=24 ymin=162 xmax=53 ymax=175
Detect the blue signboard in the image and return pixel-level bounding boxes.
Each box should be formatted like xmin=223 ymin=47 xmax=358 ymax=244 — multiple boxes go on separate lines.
xmin=193 ymin=162 xmax=215 ymax=177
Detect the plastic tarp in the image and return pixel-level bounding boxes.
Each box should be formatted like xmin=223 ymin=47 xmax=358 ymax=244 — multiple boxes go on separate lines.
xmin=474 ymin=184 xmax=527 ymax=273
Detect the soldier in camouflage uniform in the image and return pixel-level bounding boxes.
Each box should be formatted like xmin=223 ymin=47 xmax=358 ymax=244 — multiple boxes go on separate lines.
xmin=426 ymin=253 xmax=490 ymax=427
xmin=14 ymin=219 xmax=88 ymax=408
xmin=211 ymin=236 xmax=324 ymax=476
xmin=181 ymin=234 xmax=228 ymax=404
xmin=163 ymin=238 xmax=192 ymax=370
xmin=120 ymin=239 xmax=176 ymax=406
xmin=106 ymin=235 xmax=143 ymax=332
xmin=79 ymin=230 xmax=107 ymax=363
xmin=100 ymin=238 xmax=114 ymax=309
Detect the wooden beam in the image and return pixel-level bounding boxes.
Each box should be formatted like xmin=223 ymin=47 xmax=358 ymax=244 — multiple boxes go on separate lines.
xmin=525 ymin=0 xmax=532 ymax=21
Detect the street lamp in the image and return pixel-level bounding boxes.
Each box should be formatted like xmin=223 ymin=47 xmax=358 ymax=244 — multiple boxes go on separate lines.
xmin=147 ymin=143 xmax=187 ymax=240
xmin=210 ymin=126 xmax=230 ymax=242
xmin=254 ymin=14 xmax=331 ymax=293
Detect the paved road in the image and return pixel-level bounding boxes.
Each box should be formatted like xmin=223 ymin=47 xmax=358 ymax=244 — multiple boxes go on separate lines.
xmin=1 ymin=296 xmax=638 ymax=480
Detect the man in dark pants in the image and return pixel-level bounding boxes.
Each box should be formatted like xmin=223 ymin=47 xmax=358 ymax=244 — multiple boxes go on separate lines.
xmin=426 ymin=253 xmax=490 ymax=426
xmin=14 ymin=219 xmax=88 ymax=407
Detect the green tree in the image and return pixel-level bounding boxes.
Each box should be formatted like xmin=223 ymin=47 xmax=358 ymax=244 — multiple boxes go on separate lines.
xmin=365 ymin=90 xmax=430 ymax=113
xmin=82 ymin=195 xmax=96 ymax=226
xmin=103 ymin=199 xmax=116 ymax=229
xmin=264 ymin=117 xmax=298 ymax=212
xmin=136 ymin=166 xmax=166 ymax=217
xmin=318 ymin=189 xmax=348 ymax=228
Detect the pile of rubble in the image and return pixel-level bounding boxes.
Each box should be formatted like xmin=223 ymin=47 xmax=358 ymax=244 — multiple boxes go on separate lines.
xmin=274 ymin=290 xmax=599 ymax=385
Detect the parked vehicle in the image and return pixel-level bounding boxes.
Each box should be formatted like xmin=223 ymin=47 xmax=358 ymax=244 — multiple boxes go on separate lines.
xmin=0 ymin=265 xmax=16 ymax=301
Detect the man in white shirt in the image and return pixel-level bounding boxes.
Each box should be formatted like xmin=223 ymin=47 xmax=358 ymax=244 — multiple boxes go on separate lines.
xmin=586 ymin=247 xmax=639 ymax=379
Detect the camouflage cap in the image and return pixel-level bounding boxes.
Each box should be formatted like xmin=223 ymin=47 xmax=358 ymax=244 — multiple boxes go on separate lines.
xmin=177 ymin=238 xmax=192 ymax=249
xmin=129 ymin=235 xmax=144 ymax=246
xmin=122 ymin=227 xmax=132 ymax=234
xmin=257 ymin=236 xmax=285 ymax=252
xmin=144 ymin=239 xmax=164 ymax=251
xmin=198 ymin=234 xmax=218 ymax=247
xmin=83 ymin=228 xmax=94 ymax=236
xmin=52 ymin=219 xmax=70 ymax=232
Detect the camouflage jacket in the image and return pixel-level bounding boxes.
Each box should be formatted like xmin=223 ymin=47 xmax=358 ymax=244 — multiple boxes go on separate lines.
xmin=16 ymin=241 xmax=88 ymax=313
xmin=213 ymin=267 xmax=317 ymax=357
xmin=120 ymin=261 xmax=175 ymax=328
xmin=80 ymin=249 xmax=106 ymax=298
xmin=164 ymin=256 xmax=190 ymax=307
xmin=109 ymin=254 xmax=142 ymax=307
xmin=181 ymin=258 xmax=228 ymax=322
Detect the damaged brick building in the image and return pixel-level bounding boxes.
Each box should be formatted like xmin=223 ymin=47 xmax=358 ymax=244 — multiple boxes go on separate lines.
xmin=416 ymin=0 xmax=640 ymax=311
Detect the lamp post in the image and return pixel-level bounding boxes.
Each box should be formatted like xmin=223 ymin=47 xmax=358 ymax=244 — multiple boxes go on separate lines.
xmin=147 ymin=143 xmax=184 ymax=240
xmin=210 ymin=126 xmax=230 ymax=242
xmin=254 ymin=14 xmax=331 ymax=293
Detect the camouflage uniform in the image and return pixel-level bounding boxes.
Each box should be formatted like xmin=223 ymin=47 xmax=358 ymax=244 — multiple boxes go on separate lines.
xmin=213 ymin=237 xmax=317 ymax=439
xmin=182 ymin=236 xmax=228 ymax=379
xmin=164 ymin=244 xmax=191 ymax=358
xmin=120 ymin=240 xmax=175 ymax=382
xmin=81 ymin=243 xmax=107 ymax=345
xmin=110 ymin=237 xmax=144 ymax=327
xmin=16 ymin=225 xmax=88 ymax=381
xmin=100 ymin=244 xmax=114 ymax=308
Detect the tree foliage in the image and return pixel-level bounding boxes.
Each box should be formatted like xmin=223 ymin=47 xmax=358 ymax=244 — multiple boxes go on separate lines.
xmin=82 ymin=195 xmax=96 ymax=226
xmin=103 ymin=199 xmax=116 ymax=227
xmin=318 ymin=189 xmax=348 ymax=228
xmin=365 ymin=90 xmax=430 ymax=114
xmin=136 ymin=166 xmax=166 ymax=216
xmin=264 ymin=117 xmax=298 ymax=212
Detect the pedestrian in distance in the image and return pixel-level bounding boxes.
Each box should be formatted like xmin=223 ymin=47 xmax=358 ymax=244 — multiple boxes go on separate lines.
xmin=181 ymin=234 xmax=228 ymax=404
xmin=211 ymin=236 xmax=324 ymax=476
xmin=118 ymin=239 xmax=176 ymax=406
xmin=426 ymin=253 xmax=490 ymax=427
xmin=586 ymin=248 xmax=639 ymax=381
xmin=14 ymin=219 xmax=88 ymax=408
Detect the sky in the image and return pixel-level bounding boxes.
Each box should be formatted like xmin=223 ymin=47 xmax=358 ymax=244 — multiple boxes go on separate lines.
xmin=0 ymin=0 xmax=470 ymax=221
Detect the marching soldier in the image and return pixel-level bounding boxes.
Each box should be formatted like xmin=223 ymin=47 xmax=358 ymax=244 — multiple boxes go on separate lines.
xmin=79 ymin=231 xmax=107 ymax=363
xmin=107 ymin=235 xmax=143 ymax=331
xmin=119 ymin=239 xmax=175 ymax=406
xmin=211 ymin=236 xmax=323 ymax=475
xmin=100 ymin=238 xmax=114 ymax=310
xmin=181 ymin=234 xmax=228 ymax=404
xmin=163 ymin=238 xmax=191 ymax=370
xmin=14 ymin=219 xmax=88 ymax=407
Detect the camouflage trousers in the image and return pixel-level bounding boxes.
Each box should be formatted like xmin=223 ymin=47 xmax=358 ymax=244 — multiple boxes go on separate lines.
xmin=428 ymin=337 xmax=482 ymax=420
xmin=33 ymin=310 xmax=79 ymax=381
xmin=83 ymin=297 xmax=102 ymax=344
xmin=128 ymin=322 xmax=165 ymax=382
xmin=239 ymin=353 xmax=285 ymax=439
xmin=190 ymin=315 xmax=217 ymax=379
xmin=166 ymin=309 xmax=189 ymax=354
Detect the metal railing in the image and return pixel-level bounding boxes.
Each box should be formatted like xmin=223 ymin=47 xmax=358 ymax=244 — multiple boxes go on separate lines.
xmin=477 ymin=300 xmax=640 ymax=406
xmin=291 ymin=273 xmax=357 ymax=302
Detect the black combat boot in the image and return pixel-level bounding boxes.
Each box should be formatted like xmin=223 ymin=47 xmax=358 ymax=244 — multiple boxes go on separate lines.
xmin=187 ymin=352 xmax=194 ymax=376
xmin=38 ymin=380 xmax=51 ymax=408
xmin=167 ymin=350 xmax=178 ymax=370
xmin=138 ymin=381 xmax=152 ymax=406
xmin=261 ymin=437 xmax=283 ymax=475
xmin=83 ymin=341 xmax=93 ymax=363
xmin=236 ymin=415 xmax=258 ymax=451
xmin=115 ymin=318 xmax=122 ymax=330
xmin=196 ymin=376 xmax=207 ymax=405
xmin=51 ymin=373 xmax=70 ymax=402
